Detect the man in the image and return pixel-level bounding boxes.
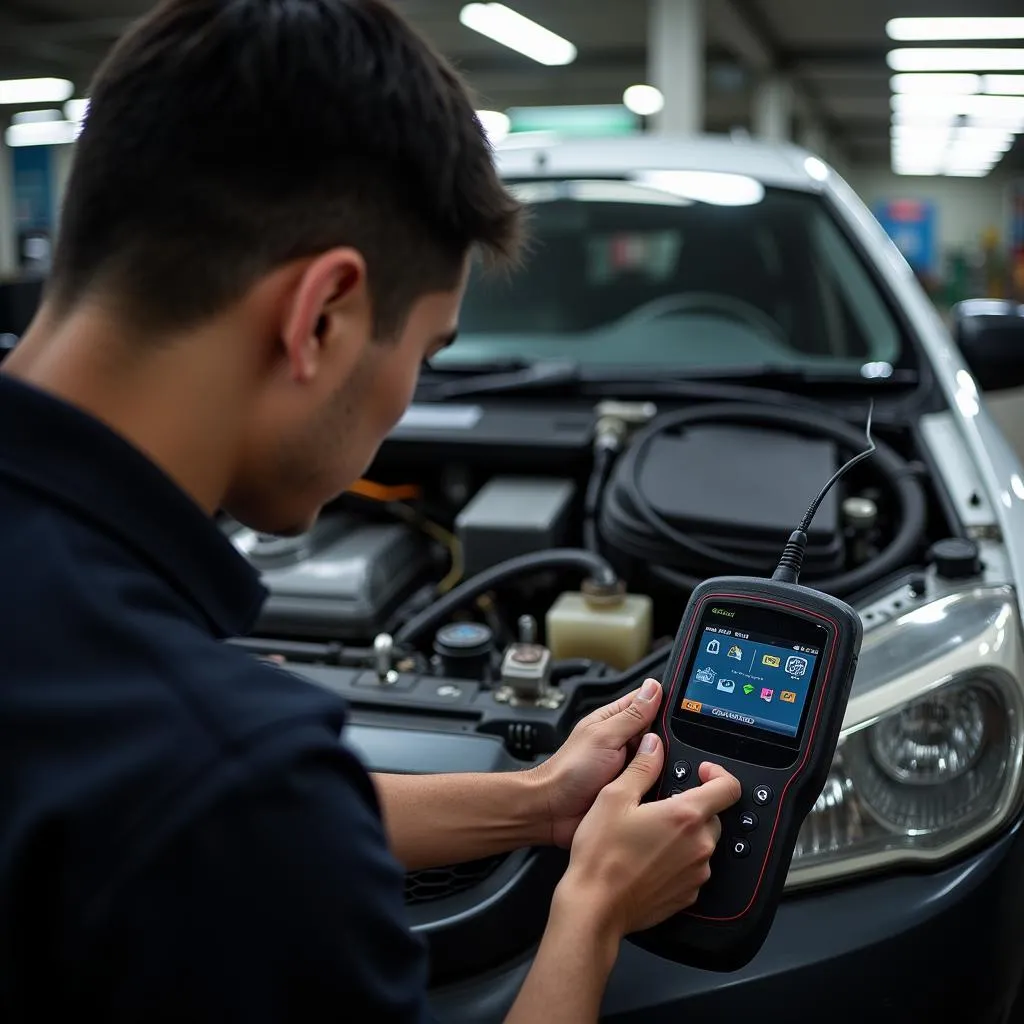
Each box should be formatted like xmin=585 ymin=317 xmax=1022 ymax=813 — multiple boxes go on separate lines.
xmin=0 ymin=0 xmax=740 ymax=1020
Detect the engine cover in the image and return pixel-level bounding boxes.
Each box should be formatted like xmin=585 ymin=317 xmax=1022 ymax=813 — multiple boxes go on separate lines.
xmin=224 ymin=514 xmax=430 ymax=640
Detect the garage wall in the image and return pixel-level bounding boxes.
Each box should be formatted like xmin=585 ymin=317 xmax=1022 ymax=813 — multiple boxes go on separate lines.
xmin=845 ymin=166 xmax=1017 ymax=255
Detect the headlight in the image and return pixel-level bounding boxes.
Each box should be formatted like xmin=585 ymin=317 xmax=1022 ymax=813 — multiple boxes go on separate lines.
xmin=787 ymin=586 xmax=1024 ymax=890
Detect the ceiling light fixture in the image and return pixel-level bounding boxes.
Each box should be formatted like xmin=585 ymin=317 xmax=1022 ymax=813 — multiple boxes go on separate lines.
xmin=623 ymin=84 xmax=665 ymax=116
xmin=475 ymin=109 xmax=510 ymax=143
xmin=0 ymin=77 xmax=74 ymax=105
xmin=886 ymin=18 xmax=1024 ymax=41
xmin=64 ymin=98 xmax=90 ymax=122
xmin=983 ymin=74 xmax=1024 ymax=95
xmin=11 ymin=109 xmax=63 ymax=125
xmin=459 ymin=4 xmax=576 ymax=66
xmin=890 ymin=73 xmax=981 ymax=94
xmin=888 ymin=49 xmax=1024 ymax=72
xmin=891 ymin=92 xmax=1024 ymax=118
xmin=4 ymin=118 xmax=83 ymax=147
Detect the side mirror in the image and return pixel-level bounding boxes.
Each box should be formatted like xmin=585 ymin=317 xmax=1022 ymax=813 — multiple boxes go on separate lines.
xmin=952 ymin=299 xmax=1024 ymax=392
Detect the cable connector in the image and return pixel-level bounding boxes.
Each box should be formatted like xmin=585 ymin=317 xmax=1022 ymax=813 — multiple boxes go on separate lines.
xmin=772 ymin=530 xmax=809 ymax=585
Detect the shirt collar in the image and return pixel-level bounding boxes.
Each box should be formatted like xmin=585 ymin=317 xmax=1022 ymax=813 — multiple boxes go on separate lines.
xmin=0 ymin=372 xmax=267 ymax=638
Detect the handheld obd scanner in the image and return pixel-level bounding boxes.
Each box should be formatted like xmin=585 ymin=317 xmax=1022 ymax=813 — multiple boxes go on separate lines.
xmin=632 ymin=403 xmax=875 ymax=972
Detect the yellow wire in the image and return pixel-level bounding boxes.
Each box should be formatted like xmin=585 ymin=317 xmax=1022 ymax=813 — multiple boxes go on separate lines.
xmin=386 ymin=503 xmax=464 ymax=594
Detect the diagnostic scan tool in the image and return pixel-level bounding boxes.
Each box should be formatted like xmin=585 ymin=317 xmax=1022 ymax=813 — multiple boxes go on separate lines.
xmin=632 ymin=405 xmax=874 ymax=972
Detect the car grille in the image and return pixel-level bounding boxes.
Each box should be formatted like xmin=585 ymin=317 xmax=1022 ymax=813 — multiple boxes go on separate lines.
xmin=404 ymin=854 xmax=507 ymax=905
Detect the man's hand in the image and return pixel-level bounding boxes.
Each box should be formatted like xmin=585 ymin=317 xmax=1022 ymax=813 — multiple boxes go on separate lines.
xmin=530 ymin=678 xmax=664 ymax=849
xmin=506 ymin=739 xmax=740 ymax=1024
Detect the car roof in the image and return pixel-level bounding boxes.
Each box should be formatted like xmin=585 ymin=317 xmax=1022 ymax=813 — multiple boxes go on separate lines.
xmin=493 ymin=133 xmax=824 ymax=192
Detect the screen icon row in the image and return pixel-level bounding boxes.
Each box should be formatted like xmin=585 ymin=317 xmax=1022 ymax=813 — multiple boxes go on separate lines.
xmin=693 ymin=668 xmax=798 ymax=706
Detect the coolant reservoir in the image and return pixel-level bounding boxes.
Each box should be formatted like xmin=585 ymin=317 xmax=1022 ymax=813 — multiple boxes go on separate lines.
xmin=546 ymin=587 xmax=653 ymax=670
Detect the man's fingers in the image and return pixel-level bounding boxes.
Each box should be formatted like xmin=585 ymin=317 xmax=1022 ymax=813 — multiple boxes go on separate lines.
xmin=615 ymin=732 xmax=665 ymax=800
xmin=684 ymin=764 xmax=743 ymax=817
xmin=590 ymin=679 xmax=663 ymax=746
xmin=578 ymin=685 xmax=641 ymax=726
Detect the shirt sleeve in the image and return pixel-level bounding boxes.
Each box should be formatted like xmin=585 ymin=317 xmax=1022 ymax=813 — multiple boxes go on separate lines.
xmin=75 ymin=741 xmax=436 ymax=1023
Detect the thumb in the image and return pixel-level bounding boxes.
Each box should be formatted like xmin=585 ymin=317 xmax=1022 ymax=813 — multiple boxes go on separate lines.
xmin=594 ymin=679 xmax=663 ymax=748
xmin=616 ymin=732 xmax=665 ymax=801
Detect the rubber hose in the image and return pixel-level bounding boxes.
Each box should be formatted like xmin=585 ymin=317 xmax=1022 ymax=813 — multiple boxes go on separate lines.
xmin=598 ymin=402 xmax=927 ymax=598
xmin=583 ymin=444 xmax=615 ymax=554
xmin=394 ymin=548 xmax=618 ymax=646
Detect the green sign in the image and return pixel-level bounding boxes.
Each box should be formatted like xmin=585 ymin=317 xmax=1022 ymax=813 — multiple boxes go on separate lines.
xmin=506 ymin=104 xmax=640 ymax=138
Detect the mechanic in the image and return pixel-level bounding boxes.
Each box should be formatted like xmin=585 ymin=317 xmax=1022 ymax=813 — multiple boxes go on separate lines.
xmin=0 ymin=1 xmax=741 ymax=1020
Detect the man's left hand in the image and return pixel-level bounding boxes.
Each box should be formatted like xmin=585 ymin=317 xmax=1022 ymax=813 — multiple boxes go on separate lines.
xmin=531 ymin=678 xmax=663 ymax=849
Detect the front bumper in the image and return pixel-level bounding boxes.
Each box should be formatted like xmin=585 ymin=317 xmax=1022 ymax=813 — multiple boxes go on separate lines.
xmin=428 ymin=819 xmax=1024 ymax=1024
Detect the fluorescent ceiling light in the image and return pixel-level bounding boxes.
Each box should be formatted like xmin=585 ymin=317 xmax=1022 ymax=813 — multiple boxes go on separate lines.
xmin=4 ymin=118 xmax=82 ymax=147
xmin=886 ymin=18 xmax=1024 ymax=41
xmin=11 ymin=109 xmax=63 ymax=125
xmin=893 ymin=110 xmax=1024 ymax=131
xmin=890 ymin=73 xmax=981 ymax=94
xmin=984 ymin=74 xmax=1024 ymax=95
xmin=888 ymin=49 xmax=1024 ymax=72
xmin=459 ymin=4 xmax=576 ymax=66
xmin=891 ymin=92 xmax=1024 ymax=118
xmin=64 ymin=98 xmax=89 ymax=122
xmin=623 ymin=84 xmax=664 ymax=116
xmin=0 ymin=77 xmax=74 ymax=105
xmin=476 ymin=109 xmax=510 ymax=143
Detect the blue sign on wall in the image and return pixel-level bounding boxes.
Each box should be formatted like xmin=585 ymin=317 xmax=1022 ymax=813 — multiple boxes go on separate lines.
xmin=12 ymin=146 xmax=54 ymax=232
xmin=873 ymin=198 xmax=938 ymax=276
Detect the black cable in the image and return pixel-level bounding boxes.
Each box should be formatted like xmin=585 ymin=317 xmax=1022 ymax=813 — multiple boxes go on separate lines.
xmin=772 ymin=401 xmax=877 ymax=585
xmin=800 ymin=400 xmax=876 ymax=536
xmin=583 ymin=444 xmax=615 ymax=554
xmin=227 ymin=636 xmax=374 ymax=666
xmin=598 ymin=402 xmax=926 ymax=598
xmin=393 ymin=548 xmax=618 ymax=647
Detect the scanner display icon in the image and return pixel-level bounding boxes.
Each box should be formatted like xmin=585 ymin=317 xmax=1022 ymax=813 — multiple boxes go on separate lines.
xmin=706 ymin=639 xmax=721 ymax=655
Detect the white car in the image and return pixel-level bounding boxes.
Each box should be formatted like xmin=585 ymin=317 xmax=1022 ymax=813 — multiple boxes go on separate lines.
xmin=232 ymin=135 xmax=1024 ymax=1022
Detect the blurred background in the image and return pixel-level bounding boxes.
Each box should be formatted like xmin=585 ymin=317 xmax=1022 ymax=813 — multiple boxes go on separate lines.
xmin=0 ymin=0 xmax=1022 ymax=329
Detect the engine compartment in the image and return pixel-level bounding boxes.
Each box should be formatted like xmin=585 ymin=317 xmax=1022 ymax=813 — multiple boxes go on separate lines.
xmin=218 ymin=392 xmax=980 ymax=981
xmin=225 ymin=395 xmax=948 ymax=738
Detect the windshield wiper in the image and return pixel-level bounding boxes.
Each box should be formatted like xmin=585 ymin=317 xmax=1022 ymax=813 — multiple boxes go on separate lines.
xmin=418 ymin=361 xmax=917 ymax=403
xmin=419 ymin=360 xmax=581 ymax=400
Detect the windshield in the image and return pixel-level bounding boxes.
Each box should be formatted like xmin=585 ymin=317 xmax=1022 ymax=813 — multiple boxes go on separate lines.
xmin=442 ymin=177 xmax=907 ymax=375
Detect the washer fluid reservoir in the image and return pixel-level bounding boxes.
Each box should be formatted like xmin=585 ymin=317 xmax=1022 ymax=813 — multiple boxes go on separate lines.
xmin=546 ymin=586 xmax=653 ymax=671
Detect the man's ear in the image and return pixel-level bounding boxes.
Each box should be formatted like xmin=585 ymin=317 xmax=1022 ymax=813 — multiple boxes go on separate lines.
xmin=280 ymin=248 xmax=370 ymax=384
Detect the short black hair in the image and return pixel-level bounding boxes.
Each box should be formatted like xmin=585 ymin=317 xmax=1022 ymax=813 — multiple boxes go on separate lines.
xmin=49 ymin=0 xmax=523 ymax=338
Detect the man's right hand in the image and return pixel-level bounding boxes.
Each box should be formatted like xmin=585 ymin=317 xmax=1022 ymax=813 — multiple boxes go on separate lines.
xmin=554 ymin=731 xmax=742 ymax=938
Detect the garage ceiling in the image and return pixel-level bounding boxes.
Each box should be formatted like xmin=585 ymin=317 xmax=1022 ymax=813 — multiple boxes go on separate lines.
xmin=0 ymin=0 xmax=1022 ymax=170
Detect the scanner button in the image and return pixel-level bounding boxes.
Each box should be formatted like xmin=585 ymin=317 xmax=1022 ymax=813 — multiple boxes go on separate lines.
xmin=739 ymin=810 xmax=759 ymax=832
xmin=672 ymin=760 xmax=692 ymax=782
xmin=752 ymin=784 xmax=774 ymax=806
xmin=670 ymin=787 xmax=685 ymax=797
xmin=730 ymin=837 xmax=751 ymax=859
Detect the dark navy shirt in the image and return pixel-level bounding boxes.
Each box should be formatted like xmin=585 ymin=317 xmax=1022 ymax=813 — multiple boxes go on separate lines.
xmin=0 ymin=373 xmax=431 ymax=1021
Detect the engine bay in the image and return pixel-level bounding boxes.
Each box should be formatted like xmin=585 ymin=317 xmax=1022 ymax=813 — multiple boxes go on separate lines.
xmin=222 ymin=393 xmax=964 ymax=769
